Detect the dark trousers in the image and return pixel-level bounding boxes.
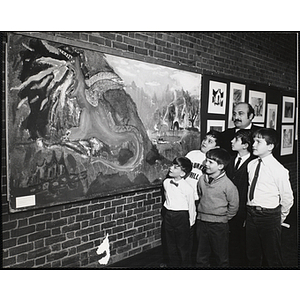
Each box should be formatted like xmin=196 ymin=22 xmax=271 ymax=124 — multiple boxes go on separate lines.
xmin=246 ymin=205 xmax=283 ymax=267
xmin=189 ymin=224 xmax=197 ymax=265
xmin=162 ymin=209 xmax=190 ymax=267
xmin=196 ymin=220 xmax=229 ymax=267
xmin=229 ymin=215 xmax=247 ymax=266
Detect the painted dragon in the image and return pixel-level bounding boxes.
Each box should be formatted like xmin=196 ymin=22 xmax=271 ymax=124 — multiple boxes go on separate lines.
xmin=12 ymin=39 xmax=144 ymax=172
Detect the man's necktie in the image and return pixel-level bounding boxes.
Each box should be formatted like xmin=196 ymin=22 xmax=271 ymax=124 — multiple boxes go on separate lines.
xmin=208 ymin=177 xmax=214 ymax=184
xmin=234 ymin=157 xmax=242 ymax=171
xmin=170 ymin=180 xmax=178 ymax=187
xmin=249 ymin=158 xmax=262 ymax=201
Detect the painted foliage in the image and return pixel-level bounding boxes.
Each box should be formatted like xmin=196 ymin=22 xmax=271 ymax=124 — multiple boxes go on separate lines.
xmin=6 ymin=34 xmax=201 ymax=211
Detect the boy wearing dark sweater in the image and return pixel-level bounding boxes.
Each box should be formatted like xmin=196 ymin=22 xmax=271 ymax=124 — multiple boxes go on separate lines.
xmin=196 ymin=148 xmax=239 ymax=267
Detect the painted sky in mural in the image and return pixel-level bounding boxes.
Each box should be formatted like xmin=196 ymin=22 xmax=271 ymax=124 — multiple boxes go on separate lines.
xmin=105 ymin=54 xmax=202 ymax=135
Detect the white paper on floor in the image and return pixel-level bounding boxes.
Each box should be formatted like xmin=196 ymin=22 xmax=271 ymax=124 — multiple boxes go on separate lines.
xmin=96 ymin=233 xmax=110 ymax=265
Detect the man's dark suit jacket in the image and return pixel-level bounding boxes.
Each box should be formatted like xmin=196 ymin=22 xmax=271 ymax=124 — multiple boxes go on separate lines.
xmin=220 ymin=124 xmax=261 ymax=155
xmin=226 ymin=154 xmax=256 ymax=221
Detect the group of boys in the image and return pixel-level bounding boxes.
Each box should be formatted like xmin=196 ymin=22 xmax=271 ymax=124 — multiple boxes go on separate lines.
xmin=162 ymin=103 xmax=294 ymax=268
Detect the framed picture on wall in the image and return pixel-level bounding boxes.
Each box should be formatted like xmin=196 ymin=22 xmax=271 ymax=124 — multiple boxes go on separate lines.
xmin=227 ymin=82 xmax=246 ymax=128
xmin=281 ymin=125 xmax=294 ymax=156
xmin=266 ymin=103 xmax=278 ymax=130
xmin=6 ymin=33 xmax=202 ymax=212
xmin=282 ymin=96 xmax=295 ymax=123
xmin=208 ymin=81 xmax=227 ymax=114
xmin=248 ymin=90 xmax=266 ymax=123
xmin=207 ymin=120 xmax=225 ymax=132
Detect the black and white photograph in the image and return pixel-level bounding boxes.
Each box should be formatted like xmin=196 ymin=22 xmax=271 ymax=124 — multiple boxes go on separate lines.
xmin=1 ymin=29 xmax=298 ymax=292
xmin=207 ymin=80 xmax=227 ymax=114
xmin=282 ymin=96 xmax=295 ymax=123
xmin=207 ymin=119 xmax=225 ymax=132
xmin=248 ymin=90 xmax=266 ymax=123
xmin=281 ymin=125 xmax=294 ymax=156
xmin=227 ymin=82 xmax=246 ymax=128
xmin=266 ymin=103 xmax=278 ymax=130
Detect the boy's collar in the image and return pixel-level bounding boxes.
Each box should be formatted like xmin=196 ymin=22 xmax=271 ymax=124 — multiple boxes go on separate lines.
xmin=237 ymin=152 xmax=250 ymax=159
xmin=235 ymin=123 xmax=252 ymax=132
xmin=207 ymin=170 xmax=226 ymax=183
xmin=258 ymin=153 xmax=273 ymax=162
xmin=170 ymin=177 xmax=184 ymax=183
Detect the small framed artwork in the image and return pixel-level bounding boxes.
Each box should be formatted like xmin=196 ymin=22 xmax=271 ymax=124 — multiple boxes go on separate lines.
xmin=266 ymin=103 xmax=278 ymax=130
xmin=249 ymin=90 xmax=266 ymax=123
xmin=281 ymin=125 xmax=294 ymax=156
xmin=207 ymin=120 xmax=225 ymax=132
xmin=208 ymin=81 xmax=227 ymax=114
xmin=227 ymin=82 xmax=246 ymax=128
xmin=282 ymin=96 xmax=295 ymax=123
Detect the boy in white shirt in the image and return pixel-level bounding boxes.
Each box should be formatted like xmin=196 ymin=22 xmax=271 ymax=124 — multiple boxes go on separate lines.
xmin=246 ymin=128 xmax=294 ymax=266
xmin=162 ymin=156 xmax=195 ymax=267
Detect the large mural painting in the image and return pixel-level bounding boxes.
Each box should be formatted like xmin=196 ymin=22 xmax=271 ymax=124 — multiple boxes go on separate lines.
xmin=6 ymin=34 xmax=202 ymax=211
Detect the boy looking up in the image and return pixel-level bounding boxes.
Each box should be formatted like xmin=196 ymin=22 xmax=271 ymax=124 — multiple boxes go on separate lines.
xmin=185 ymin=130 xmax=221 ymax=264
xmin=246 ymin=128 xmax=294 ymax=266
xmin=226 ymin=129 xmax=255 ymax=266
xmin=186 ymin=129 xmax=221 ymax=200
xmin=196 ymin=148 xmax=239 ymax=267
xmin=162 ymin=156 xmax=196 ymax=267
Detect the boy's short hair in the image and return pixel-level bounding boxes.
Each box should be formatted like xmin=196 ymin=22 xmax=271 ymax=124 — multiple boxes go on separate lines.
xmin=233 ymin=129 xmax=253 ymax=152
xmin=205 ymin=130 xmax=222 ymax=146
xmin=172 ymin=156 xmax=192 ymax=178
xmin=253 ymin=128 xmax=278 ymax=148
xmin=206 ymin=148 xmax=231 ymax=169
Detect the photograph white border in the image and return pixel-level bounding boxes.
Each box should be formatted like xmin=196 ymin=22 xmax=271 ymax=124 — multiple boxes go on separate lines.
xmin=282 ymin=96 xmax=295 ymax=123
xmin=208 ymin=81 xmax=227 ymax=114
xmin=248 ymin=90 xmax=266 ymax=123
xmin=266 ymin=103 xmax=278 ymax=130
xmin=281 ymin=125 xmax=294 ymax=156
xmin=227 ymin=82 xmax=246 ymax=128
xmin=207 ymin=119 xmax=225 ymax=132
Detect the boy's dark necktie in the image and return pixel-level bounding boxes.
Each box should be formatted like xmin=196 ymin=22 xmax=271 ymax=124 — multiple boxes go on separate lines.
xmin=249 ymin=158 xmax=262 ymax=201
xmin=234 ymin=157 xmax=242 ymax=171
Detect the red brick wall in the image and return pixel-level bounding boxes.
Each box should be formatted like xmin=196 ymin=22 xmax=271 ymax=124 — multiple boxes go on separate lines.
xmin=1 ymin=32 xmax=297 ymax=268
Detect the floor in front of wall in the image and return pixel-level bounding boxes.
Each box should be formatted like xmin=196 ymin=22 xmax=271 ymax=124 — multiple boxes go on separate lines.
xmin=108 ymin=204 xmax=298 ymax=270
